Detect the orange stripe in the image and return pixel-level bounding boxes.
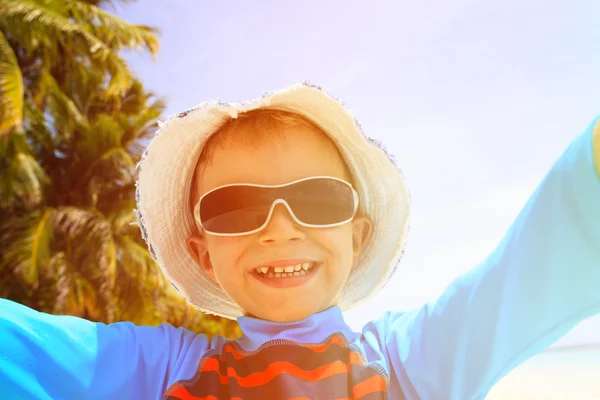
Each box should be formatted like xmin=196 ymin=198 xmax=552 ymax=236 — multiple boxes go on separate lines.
xmin=352 ymin=375 xmax=387 ymax=398
xmin=222 ymin=334 xmax=348 ymax=360
xmin=348 ymin=350 xmax=361 ymax=365
xmin=200 ymin=359 xmax=350 ymax=386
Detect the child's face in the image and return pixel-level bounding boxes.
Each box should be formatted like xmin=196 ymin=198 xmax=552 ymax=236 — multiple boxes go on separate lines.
xmin=187 ymin=124 xmax=372 ymax=322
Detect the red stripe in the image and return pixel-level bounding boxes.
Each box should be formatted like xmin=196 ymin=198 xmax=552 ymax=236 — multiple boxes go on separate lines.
xmin=200 ymin=358 xmax=351 ymax=387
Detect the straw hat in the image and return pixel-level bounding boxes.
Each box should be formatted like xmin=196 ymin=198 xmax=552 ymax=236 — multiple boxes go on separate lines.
xmin=135 ymin=82 xmax=411 ymax=319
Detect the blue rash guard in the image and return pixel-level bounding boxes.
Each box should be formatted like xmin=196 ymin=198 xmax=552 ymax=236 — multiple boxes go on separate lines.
xmin=1 ymin=116 xmax=599 ymax=400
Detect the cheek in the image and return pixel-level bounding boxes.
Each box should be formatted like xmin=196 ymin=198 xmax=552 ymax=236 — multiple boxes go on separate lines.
xmin=205 ymin=236 xmax=248 ymax=271
xmin=314 ymin=226 xmax=354 ymax=263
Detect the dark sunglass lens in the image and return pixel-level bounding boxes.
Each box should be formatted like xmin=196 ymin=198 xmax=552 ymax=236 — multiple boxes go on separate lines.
xmin=200 ymin=186 xmax=271 ymax=233
xmin=287 ymin=179 xmax=355 ymax=224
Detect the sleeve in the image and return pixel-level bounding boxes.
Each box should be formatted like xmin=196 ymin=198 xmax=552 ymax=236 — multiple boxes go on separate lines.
xmin=0 ymin=298 xmax=209 ymax=400
xmin=593 ymin=116 xmax=600 ymax=174
xmin=364 ymin=115 xmax=600 ymax=400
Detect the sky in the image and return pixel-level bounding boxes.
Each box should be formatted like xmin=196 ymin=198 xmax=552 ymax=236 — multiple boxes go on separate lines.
xmin=114 ymin=0 xmax=600 ymax=346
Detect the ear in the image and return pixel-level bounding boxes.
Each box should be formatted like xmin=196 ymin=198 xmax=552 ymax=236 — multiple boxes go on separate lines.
xmin=351 ymin=215 xmax=373 ymax=262
xmin=186 ymin=234 xmax=218 ymax=283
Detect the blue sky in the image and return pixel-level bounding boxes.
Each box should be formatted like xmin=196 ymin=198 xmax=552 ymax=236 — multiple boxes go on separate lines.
xmin=115 ymin=0 xmax=600 ymax=346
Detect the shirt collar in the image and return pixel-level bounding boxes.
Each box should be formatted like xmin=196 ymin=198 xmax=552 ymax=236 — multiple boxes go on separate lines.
xmin=235 ymin=306 xmax=353 ymax=351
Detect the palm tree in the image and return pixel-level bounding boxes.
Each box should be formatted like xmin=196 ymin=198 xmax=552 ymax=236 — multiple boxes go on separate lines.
xmin=0 ymin=0 xmax=240 ymax=339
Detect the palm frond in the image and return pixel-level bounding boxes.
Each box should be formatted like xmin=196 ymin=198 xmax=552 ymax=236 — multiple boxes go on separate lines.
xmin=67 ymin=0 xmax=160 ymax=55
xmin=117 ymin=234 xmax=171 ymax=294
xmin=122 ymin=98 xmax=165 ymax=145
xmin=22 ymin=100 xmax=54 ymax=160
xmin=115 ymin=234 xmax=152 ymax=283
xmin=116 ymin=80 xmax=150 ymax=114
xmin=74 ymin=113 xmax=136 ymax=203
xmin=0 ymin=133 xmax=50 ymax=210
xmin=46 ymin=250 xmax=102 ymax=319
xmin=11 ymin=152 xmax=49 ymax=204
xmin=103 ymin=51 xmax=134 ymax=96
xmin=80 ymin=113 xmax=123 ymax=159
xmin=0 ymin=0 xmax=134 ymax=95
xmin=70 ymin=113 xmax=130 ymax=203
xmin=0 ymin=30 xmax=24 ymax=136
xmin=0 ymin=0 xmax=105 ymax=57
xmin=51 ymin=206 xmax=117 ymax=281
xmin=39 ymin=71 xmax=90 ymax=136
xmin=104 ymin=197 xmax=136 ymax=234
xmin=83 ymin=0 xmax=139 ymax=8
xmin=85 ymin=148 xmax=136 ymax=203
xmin=52 ymin=206 xmax=117 ymax=321
xmin=112 ymin=271 xmax=148 ymax=322
xmin=50 ymin=251 xmax=76 ymax=313
xmin=0 ymin=208 xmax=54 ymax=287
xmin=76 ymin=273 xmax=101 ymax=319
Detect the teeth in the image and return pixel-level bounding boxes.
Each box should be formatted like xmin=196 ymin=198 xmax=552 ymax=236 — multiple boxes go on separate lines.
xmin=255 ymin=262 xmax=315 ymax=278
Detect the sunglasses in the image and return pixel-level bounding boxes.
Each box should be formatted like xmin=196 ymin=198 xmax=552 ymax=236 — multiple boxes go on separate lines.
xmin=194 ymin=176 xmax=359 ymax=236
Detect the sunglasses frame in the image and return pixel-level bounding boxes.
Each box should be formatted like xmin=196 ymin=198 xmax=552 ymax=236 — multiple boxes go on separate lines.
xmin=194 ymin=176 xmax=360 ymax=237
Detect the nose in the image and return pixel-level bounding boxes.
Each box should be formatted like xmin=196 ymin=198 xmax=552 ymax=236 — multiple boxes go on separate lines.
xmin=258 ymin=203 xmax=305 ymax=245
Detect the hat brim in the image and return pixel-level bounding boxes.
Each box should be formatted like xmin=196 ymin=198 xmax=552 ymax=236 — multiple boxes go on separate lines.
xmin=135 ymin=82 xmax=411 ymax=319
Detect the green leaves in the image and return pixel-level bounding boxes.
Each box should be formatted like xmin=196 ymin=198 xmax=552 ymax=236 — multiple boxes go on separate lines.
xmin=0 ymin=208 xmax=53 ymax=286
xmin=38 ymin=71 xmax=90 ymax=135
xmin=1 ymin=206 xmax=115 ymax=303
xmin=0 ymin=0 xmax=151 ymax=99
xmin=67 ymin=0 xmax=160 ymax=55
xmin=52 ymin=207 xmax=117 ymax=289
xmin=0 ymin=30 xmax=23 ymax=136
xmin=51 ymin=206 xmax=117 ymax=321
xmin=0 ymin=0 xmax=240 ymax=337
xmin=0 ymin=133 xmax=50 ymax=210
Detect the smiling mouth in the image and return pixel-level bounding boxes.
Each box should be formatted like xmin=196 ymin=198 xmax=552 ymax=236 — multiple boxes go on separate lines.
xmin=253 ymin=262 xmax=317 ymax=279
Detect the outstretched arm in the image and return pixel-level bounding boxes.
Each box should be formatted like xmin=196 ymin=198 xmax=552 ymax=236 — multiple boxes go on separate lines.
xmin=367 ymin=116 xmax=600 ymax=400
xmin=0 ymin=299 xmax=208 ymax=400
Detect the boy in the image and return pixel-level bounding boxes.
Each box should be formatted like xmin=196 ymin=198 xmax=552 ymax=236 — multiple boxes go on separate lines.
xmin=1 ymin=83 xmax=599 ymax=399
